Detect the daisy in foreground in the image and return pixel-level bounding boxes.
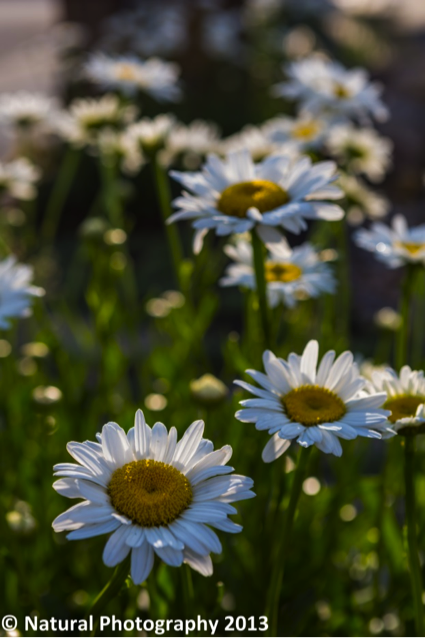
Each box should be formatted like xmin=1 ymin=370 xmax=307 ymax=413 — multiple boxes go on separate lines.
xmin=368 ymin=366 xmax=425 ymax=435
xmin=354 ymin=214 xmax=425 ymax=268
xmin=52 ymin=411 xmax=254 ymax=583
xmin=220 ymin=235 xmax=336 ymax=308
xmin=235 ymin=340 xmax=394 ymax=461
xmin=168 ymin=149 xmax=344 ymax=253
xmin=272 ymin=56 xmax=388 ymax=123
xmin=0 ymin=256 xmax=44 ymax=328
xmin=84 ymin=53 xmax=181 ymax=102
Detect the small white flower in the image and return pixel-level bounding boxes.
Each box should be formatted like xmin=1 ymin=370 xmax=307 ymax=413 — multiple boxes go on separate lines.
xmin=368 ymin=366 xmax=425 ymax=435
xmin=0 ymin=158 xmax=40 ymax=201
xmin=52 ymin=411 xmax=254 ymax=582
xmin=0 ymin=91 xmax=60 ymax=130
xmin=273 ymin=56 xmax=389 ymax=123
xmin=354 ymin=214 xmax=425 ymax=268
xmin=124 ymin=114 xmax=176 ymax=159
xmin=235 ymin=340 xmax=393 ymax=461
xmin=94 ymin=129 xmax=144 ymax=175
xmin=263 ymin=114 xmax=327 ymax=152
xmin=0 ymin=256 xmax=44 ymax=329
xmin=161 ymin=120 xmax=221 ymax=169
xmin=84 ymin=53 xmax=181 ymax=101
xmin=169 ymin=149 xmax=344 ymax=253
xmin=339 ymin=173 xmax=389 ymax=225
xmin=56 ymin=95 xmax=137 ymax=147
xmin=220 ymin=125 xmax=293 ymax=162
xmin=326 ymin=124 xmax=392 ymax=181
xmin=220 ymin=236 xmax=336 ymax=307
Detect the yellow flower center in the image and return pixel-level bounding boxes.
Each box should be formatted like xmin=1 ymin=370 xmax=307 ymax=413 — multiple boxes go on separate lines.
xmin=115 ymin=63 xmax=138 ymax=81
xmin=333 ymin=83 xmax=351 ymax=99
xmin=265 ymin=261 xmax=302 ymax=283
xmin=108 ymin=459 xmax=192 ymax=527
xmin=395 ymin=241 xmax=425 ymax=255
xmin=384 ymin=395 xmax=425 ymax=423
xmin=217 ymin=180 xmax=289 ymax=219
xmin=282 ymin=385 xmax=346 ymax=426
xmin=292 ymin=122 xmax=320 ymax=139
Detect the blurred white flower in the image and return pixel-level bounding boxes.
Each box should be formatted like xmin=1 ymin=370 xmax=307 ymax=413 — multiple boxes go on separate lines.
xmin=84 ymin=53 xmax=181 ymax=101
xmin=220 ymin=236 xmax=336 ymax=308
xmin=326 ymin=124 xmax=392 ymax=181
xmin=220 ymin=125 xmax=295 ymax=162
xmin=273 ymin=56 xmax=389 ymax=123
xmin=235 ymin=340 xmax=393 ymax=461
xmin=0 ymin=158 xmax=40 ymax=201
xmin=52 ymin=410 xmax=255 ymax=581
xmin=339 ymin=173 xmax=389 ymax=225
xmin=264 ymin=114 xmax=327 ymax=152
xmin=0 ymin=256 xmax=44 ymax=329
xmin=169 ymin=149 xmax=344 ymax=253
xmin=94 ymin=129 xmax=144 ymax=174
xmin=0 ymin=91 xmax=60 ymax=132
xmin=354 ymin=214 xmax=425 ymax=268
xmin=161 ymin=120 xmax=221 ymax=169
xmin=56 ymin=95 xmax=137 ymax=147
xmin=368 ymin=366 xmax=425 ymax=435
xmin=124 ymin=114 xmax=175 ymax=159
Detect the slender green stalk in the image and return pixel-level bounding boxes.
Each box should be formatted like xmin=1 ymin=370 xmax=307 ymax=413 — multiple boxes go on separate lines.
xmin=266 ymin=446 xmax=312 ymax=636
xmin=412 ymin=268 xmax=425 ymax=369
xmin=41 ymin=146 xmax=80 ymax=243
xmin=181 ymin=564 xmax=195 ymax=620
xmin=404 ymin=437 xmax=425 ymax=637
xmin=152 ymin=157 xmax=184 ymax=287
xmin=336 ymin=219 xmax=350 ymax=348
xmin=251 ymin=230 xmax=271 ymax=349
xmin=88 ymin=558 xmax=130 ymax=636
xmin=396 ymin=264 xmax=416 ymax=370
xmin=100 ymin=159 xmax=123 ymax=227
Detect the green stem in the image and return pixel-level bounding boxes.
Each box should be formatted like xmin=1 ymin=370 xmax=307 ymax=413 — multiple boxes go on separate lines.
xmin=100 ymin=159 xmax=123 ymax=227
xmin=404 ymin=438 xmax=425 ymax=637
xmin=412 ymin=269 xmax=425 ymax=369
xmin=266 ymin=446 xmax=312 ymax=636
xmin=336 ymin=219 xmax=350 ymax=348
xmin=396 ymin=264 xmax=416 ymax=370
xmin=41 ymin=146 xmax=80 ymax=243
xmin=181 ymin=564 xmax=194 ymax=621
xmin=251 ymin=230 xmax=271 ymax=349
xmin=88 ymin=558 xmax=130 ymax=636
xmin=152 ymin=157 xmax=184 ymax=287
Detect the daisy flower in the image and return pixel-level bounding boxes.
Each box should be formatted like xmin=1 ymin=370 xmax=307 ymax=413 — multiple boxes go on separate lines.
xmin=56 ymin=95 xmax=137 ymax=147
xmin=0 ymin=91 xmax=60 ymax=131
xmin=52 ymin=411 xmax=254 ymax=582
xmin=220 ymin=125 xmax=292 ymax=162
xmin=0 ymin=158 xmax=40 ymax=201
xmin=124 ymin=114 xmax=175 ymax=159
xmin=234 ymin=340 xmax=393 ymax=461
xmin=339 ymin=173 xmax=389 ymax=226
xmin=161 ymin=120 xmax=221 ymax=169
xmin=220 ymin=236 xmax=336 ymax=308
xmin=168 ymin=149 xmax=344 ymax=253
xmin=326 ymin=124 xmax=392 ymax=182
xmin=84 ymin=53 xmax=181 ymax=101
xmin=354 ymin=214 xmax=425 ymax=268
xmin=263 ymin=114 xmax=327 ymax=152
xmin=0 ymin=256 xmax=44 ymax=328
xmin=368 ymin=366 xmax=425 ymax=435
xmin=272 ymin=56 xmax=389 ymax=123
